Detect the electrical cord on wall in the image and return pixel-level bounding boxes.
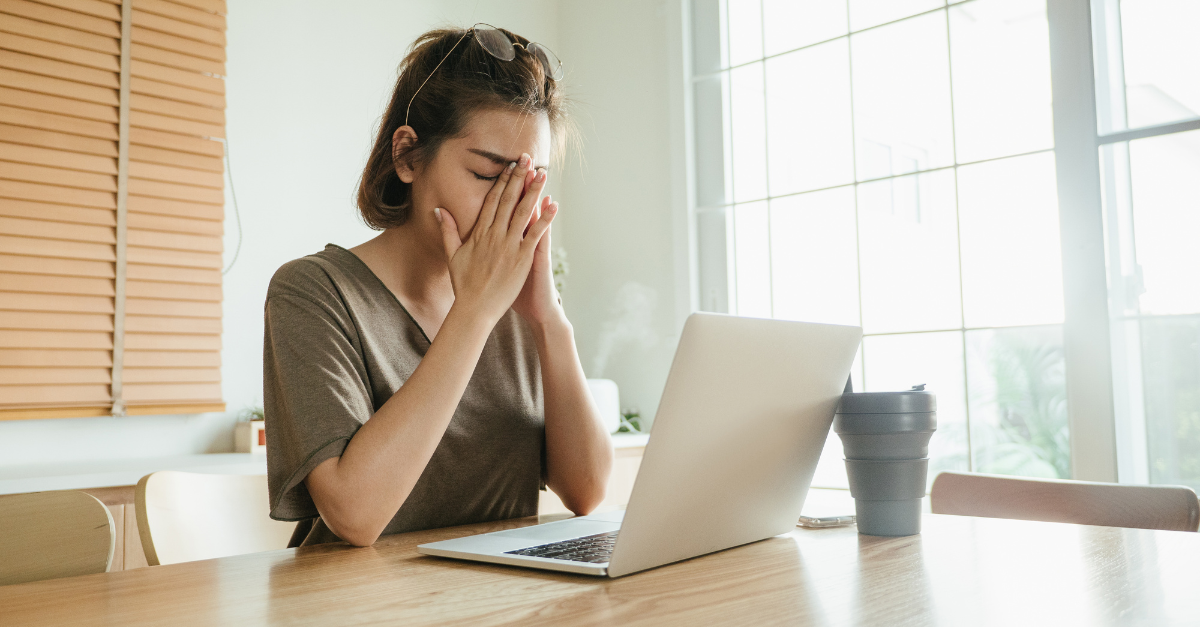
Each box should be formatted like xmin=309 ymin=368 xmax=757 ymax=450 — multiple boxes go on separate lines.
xmin=222 ymin=137 xmax=243 ymax=275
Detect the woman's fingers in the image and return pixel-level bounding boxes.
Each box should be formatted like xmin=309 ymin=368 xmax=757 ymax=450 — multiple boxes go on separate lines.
xmin=521 ymin=201 xmax=557 ymax=254
xmin=510 ymin=168 xmax=547 ymax=238
xmin=493 ymin=154 xmax=532 ymax=230
xmin=478 ymin=160 xmax=517 ymax=231
xmin=435 ymin=207 xmax=462 ymax=262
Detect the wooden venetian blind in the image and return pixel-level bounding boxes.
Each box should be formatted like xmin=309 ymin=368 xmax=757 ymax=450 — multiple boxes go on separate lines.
xmin=0 ymin=0 xmax=226 ymax=420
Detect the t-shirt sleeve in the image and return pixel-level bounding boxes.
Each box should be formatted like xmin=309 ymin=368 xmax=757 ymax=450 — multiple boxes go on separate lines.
xmin=263 ymin=260 xmax=374 ymax=521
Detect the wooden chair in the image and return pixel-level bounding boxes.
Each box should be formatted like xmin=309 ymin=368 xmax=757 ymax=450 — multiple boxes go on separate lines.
xmin=136 ymin=472 xmax=297 ymax=566
xmin=0 ymin=491 xmax=115 ymax=586
xmin=930 ymin=471 xmax=1200 ymax=532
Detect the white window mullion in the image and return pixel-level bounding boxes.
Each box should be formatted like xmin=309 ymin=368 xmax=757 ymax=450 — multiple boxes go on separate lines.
xmin=1047 ymin=0 xmax=1120 ymax=481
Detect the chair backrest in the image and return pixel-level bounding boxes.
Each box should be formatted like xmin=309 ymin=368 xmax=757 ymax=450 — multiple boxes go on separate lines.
xmin=136 ymin=472 xmax=296 ymax=566
xmin=0 ymin=491 xmax=115 ymax=586
xmin=930 ymin=471 xmax=1200 ymax=532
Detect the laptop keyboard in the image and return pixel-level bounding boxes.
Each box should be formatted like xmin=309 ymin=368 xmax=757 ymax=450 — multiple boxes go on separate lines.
xmin=504 ymin=531 xmax=618 ymax=564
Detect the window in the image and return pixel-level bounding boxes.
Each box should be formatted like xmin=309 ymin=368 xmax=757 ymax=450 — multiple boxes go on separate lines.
xmin=1094 ymin=0 xmax=1200 ymax=488
xmin=689 ymin=0 xmax=1199 ymax=488
xmin=0 ymin=0 xmax=227 ymax=419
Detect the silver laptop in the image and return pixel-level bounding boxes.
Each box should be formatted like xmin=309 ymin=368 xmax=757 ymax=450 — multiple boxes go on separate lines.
xmin=417 ymin=312 xmax=862 ymax=577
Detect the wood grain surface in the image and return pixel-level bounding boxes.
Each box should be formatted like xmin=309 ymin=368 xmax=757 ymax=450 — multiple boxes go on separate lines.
xmin=1 ymin=512 xmax=1197 ymax=626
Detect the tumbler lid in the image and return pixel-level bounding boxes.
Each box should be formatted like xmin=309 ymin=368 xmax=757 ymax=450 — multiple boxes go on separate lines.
xmin=837 ymin=385 xmax=937 ymax=414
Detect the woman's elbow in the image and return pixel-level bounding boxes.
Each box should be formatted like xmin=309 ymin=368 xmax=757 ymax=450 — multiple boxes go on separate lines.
xmin=561 ymin=478 xmax=608 ymax=516
xmin=325 ymin=513 xmax=383 ymax=547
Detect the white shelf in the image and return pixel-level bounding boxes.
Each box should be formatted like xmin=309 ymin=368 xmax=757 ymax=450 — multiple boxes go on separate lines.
xmin=611 ymin=432 xmax=649 ymax=449
xmin=0 ymin=453 xmax=267 ymax=495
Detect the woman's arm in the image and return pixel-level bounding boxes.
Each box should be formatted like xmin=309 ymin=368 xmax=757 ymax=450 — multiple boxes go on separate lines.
xmin=510 ymin=182 xmax=613 ymax=514
xmin=536 ymin=316 xmax=614 ymax=515
xmin=304 ymin=156 xmax=554 ymax=546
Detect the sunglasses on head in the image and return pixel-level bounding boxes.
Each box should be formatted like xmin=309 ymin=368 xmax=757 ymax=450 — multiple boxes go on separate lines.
xmin=406 ymin=24 xmax=563 ymax=127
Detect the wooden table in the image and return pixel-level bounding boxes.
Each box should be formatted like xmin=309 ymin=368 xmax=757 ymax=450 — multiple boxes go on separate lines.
xmin=2 ymin=513 xmax=1197 ymax=626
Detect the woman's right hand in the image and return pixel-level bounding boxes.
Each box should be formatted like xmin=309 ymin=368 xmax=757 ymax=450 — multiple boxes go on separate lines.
xmin=436 ymin=153 xmax=557 ymax=326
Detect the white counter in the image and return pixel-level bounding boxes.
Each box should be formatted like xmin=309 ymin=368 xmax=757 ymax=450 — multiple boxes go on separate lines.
xmin=0 ymin=433 xmax=649 ymax=496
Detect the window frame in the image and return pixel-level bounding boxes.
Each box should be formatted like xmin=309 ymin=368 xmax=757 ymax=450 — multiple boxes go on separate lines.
xmin=679 ymin=0 xmax=1200 ymax=482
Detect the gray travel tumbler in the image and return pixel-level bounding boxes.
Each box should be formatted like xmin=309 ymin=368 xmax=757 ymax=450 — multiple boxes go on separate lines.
xmin=834 ymin=385 xmax=937 ymax=536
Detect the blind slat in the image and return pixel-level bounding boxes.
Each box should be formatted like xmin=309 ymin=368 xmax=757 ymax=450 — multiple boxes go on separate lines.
xmin=0 ymin=179 xmax=116 ymax=208
xmin=32 ymin=0 xmax=120 ymax=20
xmin=0 ymin=232 xmax=114 ymax=260
xmin=130 ymin=25 xmax=221 ymax=62
xmin=129 ymin=160 xmax=220 ymax=187
xmin=0 ymin=271 xmax=113 ymax=296
xmin=123 ymin=366 xmax=218 ymax=382
xmin=127 ymin=193 xmax=218 ymax=219
xmin=0 ymin=329 xmax=112 ymax=349
xmin=127 ymin=227 xmax=219 ymax=252
xmin=0 ymin=197 xmax=115 ymax=226
xmin=127 ymin=178 xmax=221 ymax=203
xmin=129 ymin=125 xmax=219 ymax=156
xmin=125 ymin=245 xmax=218 ymax=268
xmin=0 ymin=384 xmax=112 ymax=404
xmin=0 ymin=103 xmax=118 ymax=139
xmin=0 ymin=85 xmax=118 ymax=123
xmin=0 ymin=32 xmax=119 ymax=72
xmin=0 ymin=49 xmax=119 ymax=89
xmin=125 ymin=296 xmax=218 ymax=318
xmin=130 ymin=41 xmax=220 ymax=75
xmin=0 ymin=348 xmax=111 ymax=366
xmin=123 ymin=349 xmax=218 ymax=367
xmin=0 ymin=291 xmax=112 ymax=314
xmin=124 ymin=332 xmax=218 ymax=350
xmin=126 ymin=279 xmax=219 ymax=301
xmin=126 ymin=314 xmax=218 ymax=333
xmin=130 ymin=92 xmax=221 ymax=124
xmin=0 ymin=366 xmax=111 ymax=384
xmin=0 ymin=67 xmax=119 ymax=106
xmin=0 ymin=252 xmax=113 ymax=277
xmin=0 ymin=160 xmax=117 ymax=191
xmin=0 ymin=310 xmax=113 ymax=331
xmin=0 ymin=215 xmax=114 ymax=243
xmin=0 ymin=140 xmax=117 ymax=172
xmin=0 ymin=12 xmax=120 ymax=55
xmin=0 ymin=0 xmax=121 ymax=37
xmin=132 ymin=0 xmax=222 ymax=30
xmin=130 ymin=76 xmax=221 ymax=109
xmin=130 ymin=59 xmax=221 ymax=94
xmin=127 ymin=261 xmax=218 ymax=283
xmin=123 ymin=381 xmax=220 ymax=402
xmin=127 ymin=212 xmax=219 ymax=235
xmin=129 ymin=109 xmax=221 ymax=138
xmin=129 ymin=143 xmax=219 ymax=171
xmin=161 ymin=0 xmax=225 ymax=17
xmin=0 ymin=122 xmax=117 ymax=156
xmin=131 ymin=9 xmax=222 ymax=45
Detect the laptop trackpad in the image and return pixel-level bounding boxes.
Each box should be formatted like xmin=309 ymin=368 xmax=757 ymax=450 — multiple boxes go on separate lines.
xmin=492 ymin=517 xmax=621 ymax=542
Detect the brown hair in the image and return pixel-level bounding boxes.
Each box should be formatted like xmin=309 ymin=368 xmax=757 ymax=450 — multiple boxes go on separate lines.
xmin=356 ymin=26 xmax=567 ymax=230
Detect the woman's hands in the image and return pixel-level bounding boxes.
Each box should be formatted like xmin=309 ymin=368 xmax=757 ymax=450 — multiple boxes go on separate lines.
xmin=436 ymin=154 xmax=557 ymax=327
xmin=512 ymin=187 xmax=563 ymax=327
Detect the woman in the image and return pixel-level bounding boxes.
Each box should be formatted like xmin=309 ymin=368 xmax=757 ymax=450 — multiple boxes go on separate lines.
xmin=263 ymin=26 xmax=613 ymax=547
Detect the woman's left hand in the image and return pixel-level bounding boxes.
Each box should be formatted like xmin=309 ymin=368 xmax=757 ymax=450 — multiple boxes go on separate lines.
xmin=512 ymin=170 xmax=564 ymax=326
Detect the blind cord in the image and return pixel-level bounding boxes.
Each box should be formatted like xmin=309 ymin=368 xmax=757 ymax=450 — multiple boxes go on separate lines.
xmin=222 ymin=137 xmax=243 ymax=275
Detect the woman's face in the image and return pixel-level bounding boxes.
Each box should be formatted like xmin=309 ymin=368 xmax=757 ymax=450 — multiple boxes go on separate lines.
xmin=404 ymin=108 xmax=552 ymax=243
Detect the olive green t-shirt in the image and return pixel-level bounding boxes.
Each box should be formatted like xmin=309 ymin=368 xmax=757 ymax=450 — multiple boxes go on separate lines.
xmin=263 ymin=244 xmax=545 ymax=546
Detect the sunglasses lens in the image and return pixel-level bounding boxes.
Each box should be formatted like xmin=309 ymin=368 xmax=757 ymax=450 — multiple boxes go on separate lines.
xmin=474 ymin=28 xmax=516 ymax=61
xmin=526 ymin=43 xmax=563 ymax=80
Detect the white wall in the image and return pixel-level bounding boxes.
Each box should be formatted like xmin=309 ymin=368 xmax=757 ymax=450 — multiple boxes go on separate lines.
xmin=0 ymin=0 xmax=690 ymax=467
xmin=556 ymin=0 xmax=692 ymax=422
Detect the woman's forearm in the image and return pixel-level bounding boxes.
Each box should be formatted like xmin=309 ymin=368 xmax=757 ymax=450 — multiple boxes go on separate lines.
xmin=304 ymin=305 xmax=495 ymax=546
xmin=536 ymin=316 xmax=614 ymax=515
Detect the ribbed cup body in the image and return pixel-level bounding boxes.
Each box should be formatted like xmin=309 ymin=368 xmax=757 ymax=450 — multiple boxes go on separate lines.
xmin=834 ymin=390 xmax=937 ymax=537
